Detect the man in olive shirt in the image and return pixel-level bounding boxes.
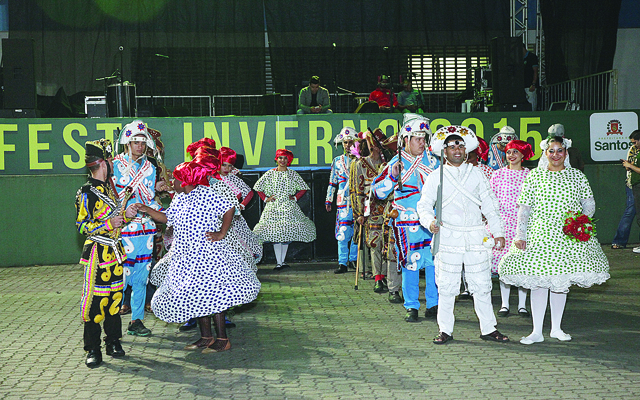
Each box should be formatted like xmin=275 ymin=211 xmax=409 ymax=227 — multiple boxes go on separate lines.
xmin=297 ymin=75 xmax=332 ymax=114
xmin=619 ymin=130 xmax=640 ymax=252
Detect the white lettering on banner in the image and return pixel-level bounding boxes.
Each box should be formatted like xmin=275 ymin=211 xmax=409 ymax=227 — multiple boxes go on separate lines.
xmin=590 ymin=112 xmax=639 ymax=161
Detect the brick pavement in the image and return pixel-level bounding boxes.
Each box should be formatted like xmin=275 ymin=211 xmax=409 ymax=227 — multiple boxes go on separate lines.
xmin=1 ymin=246 xmax=639 ymax=400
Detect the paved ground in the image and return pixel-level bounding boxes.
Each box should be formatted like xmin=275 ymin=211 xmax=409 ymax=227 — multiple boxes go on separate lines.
xmin=1 ymin=245 xmax=639 ymax=400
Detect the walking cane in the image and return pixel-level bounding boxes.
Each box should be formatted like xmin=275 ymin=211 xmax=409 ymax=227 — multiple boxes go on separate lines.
xmin=354 ymin=224 xmax=364 ymax=290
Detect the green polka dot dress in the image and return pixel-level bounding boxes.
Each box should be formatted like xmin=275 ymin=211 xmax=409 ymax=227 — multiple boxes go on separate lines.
xmin=498 ymin=167 xmax=610 ymax=292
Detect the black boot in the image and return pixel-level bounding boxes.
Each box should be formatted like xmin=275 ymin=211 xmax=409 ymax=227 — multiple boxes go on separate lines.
xmin=85 ymin=349 xmax=102 ymax=368
xmin=334 ymin=264 xmax=348 ymax=274
xmin=105 ymin=340 xmax=125 ymax=357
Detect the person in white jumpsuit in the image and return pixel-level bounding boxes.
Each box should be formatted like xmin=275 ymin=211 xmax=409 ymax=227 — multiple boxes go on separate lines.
xmin=417 ymin=125 xmax=510 ymax=345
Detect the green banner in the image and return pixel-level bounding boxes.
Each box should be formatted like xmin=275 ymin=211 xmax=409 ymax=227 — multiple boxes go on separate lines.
xmin=1 ymin=110 xmax=637 ymax=175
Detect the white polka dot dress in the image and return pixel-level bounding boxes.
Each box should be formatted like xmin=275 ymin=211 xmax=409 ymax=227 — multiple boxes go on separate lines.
xmin=151 ymin=185 xmax=261 ymax=323
xmin=252 ymin=169 xmax=316 ymax=243
xmin=490 ymin=167 xmax=529 ymax=275
xmin=498 ymin=167 xmax=610 ymax=292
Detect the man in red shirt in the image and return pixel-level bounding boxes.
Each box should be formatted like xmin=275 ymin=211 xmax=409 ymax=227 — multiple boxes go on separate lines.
xmin=369 ymin=75 xmax=398 ymax=112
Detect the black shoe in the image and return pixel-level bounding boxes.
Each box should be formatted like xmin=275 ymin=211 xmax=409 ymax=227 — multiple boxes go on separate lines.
xmin=334 ymin=264 xmax=348 ymax=274
xmin=127 ymin=319 xmax=151 ymax=336
xmin=105 ymin=340 xmax=125 ymax=357
xmin=404 ymin=308 xmax=418 ymax=322
xmin=281 ymin=263 xmax=290 ymax=269
xmin=388 ymin=291 xmax=403 ymax=304
xmin=348 ymin=261 xmax=357 ymax=270
xmin=373 ymin=280 xmax=385 ymax=293
xmin=497 ymin=307 xmax=510 ymax=317
xmin=381 ymin=278 xmax=388 ymax=292
xmin=518 ymin=307 xmax=530 ymax=318
xmin=179 ymin=318 xmax=197 ymax=332
xmin=424 ymin=305 xmax=438 ymax=318
xmin=85 ymin=349 xmax=102 ymax=368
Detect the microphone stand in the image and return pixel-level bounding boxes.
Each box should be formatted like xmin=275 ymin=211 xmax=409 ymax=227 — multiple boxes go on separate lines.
xmin=332 ymin=42 xmax=338 ymax=112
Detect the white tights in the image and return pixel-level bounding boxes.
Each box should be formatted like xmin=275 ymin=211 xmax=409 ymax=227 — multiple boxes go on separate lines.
xmin=499 ymin=281 xmax=528 ymax=310
xmin=526 ymin=288 xmax=568 ymax=340
xmin=273 ymin=243 xmax=289 ymax=266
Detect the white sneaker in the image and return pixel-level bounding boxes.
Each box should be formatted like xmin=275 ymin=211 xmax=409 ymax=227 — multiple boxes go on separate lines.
xmin=633 ymin=246 xmax=640 ymax=253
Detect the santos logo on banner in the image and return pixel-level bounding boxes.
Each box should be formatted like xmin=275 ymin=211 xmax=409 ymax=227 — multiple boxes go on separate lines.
xmin=590 ymin=112 xmax=639 ymax=161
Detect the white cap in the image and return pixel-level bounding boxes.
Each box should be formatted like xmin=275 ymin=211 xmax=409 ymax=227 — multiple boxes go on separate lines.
xmin=431 ymin=125 xmax=479 ymax=154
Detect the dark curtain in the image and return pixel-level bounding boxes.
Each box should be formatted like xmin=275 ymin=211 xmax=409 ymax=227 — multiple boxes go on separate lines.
xmin=264 ymin=0 xmax=510 ymax=96
xmin=541 ymin=0 xmax=622 ymax=84
xmin=8 ymin=0 xmax=265 ymax=95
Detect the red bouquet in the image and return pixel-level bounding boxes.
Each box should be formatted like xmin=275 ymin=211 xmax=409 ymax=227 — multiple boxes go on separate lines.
xmin=562 ymin=211 xmax=596 ymax=242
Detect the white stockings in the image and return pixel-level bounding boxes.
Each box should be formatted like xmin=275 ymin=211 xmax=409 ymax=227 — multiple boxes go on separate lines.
xmin=273 ymin=243 xmax=289 ymax=266
xmin=499 ymin=281 xmax=528 ymax=310
xmin=521 ymin=288 xmax=571 ymax=344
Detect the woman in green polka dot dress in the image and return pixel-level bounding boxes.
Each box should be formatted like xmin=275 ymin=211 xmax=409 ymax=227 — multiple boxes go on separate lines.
xmin=498 ymin=136 xmax=609 ymax=345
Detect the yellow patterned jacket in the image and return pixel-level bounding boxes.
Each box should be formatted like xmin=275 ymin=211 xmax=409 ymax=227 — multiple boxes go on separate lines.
xmin=75 ymin=177 xmax=126 ymax=322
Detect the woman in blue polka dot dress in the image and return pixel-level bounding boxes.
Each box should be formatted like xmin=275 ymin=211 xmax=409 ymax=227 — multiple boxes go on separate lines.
xmin=499 ymin=136 xmax=609 ymax=345
xmin=147 ymin=155 xmax=261 ymax=353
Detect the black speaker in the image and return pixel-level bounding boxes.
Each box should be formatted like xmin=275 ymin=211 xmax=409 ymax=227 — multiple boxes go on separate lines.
xmin=491 ymin=37 xmax=525 ymax=105
xmin=2 ymin=39 xmax=37 ymax=110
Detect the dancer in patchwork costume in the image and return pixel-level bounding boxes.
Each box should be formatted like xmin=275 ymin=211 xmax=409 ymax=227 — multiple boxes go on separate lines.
xmin=350 ymin=128 xmax=401 ymax=298
xmin=326 ymin=127 xmax=359 ymax=274
xmin=372 ymin=114 xmax=440 ymax=322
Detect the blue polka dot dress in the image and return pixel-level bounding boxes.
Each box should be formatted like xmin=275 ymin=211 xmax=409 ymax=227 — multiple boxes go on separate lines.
xmin=151 ymin=185 xmax=261 ymax=323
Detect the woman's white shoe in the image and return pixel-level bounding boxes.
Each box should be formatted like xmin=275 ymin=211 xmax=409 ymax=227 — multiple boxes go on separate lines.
xmin=520 ymin=333 xmax=544 ymax=345
xmin=550 ymin=330 xmax=572 ymax=341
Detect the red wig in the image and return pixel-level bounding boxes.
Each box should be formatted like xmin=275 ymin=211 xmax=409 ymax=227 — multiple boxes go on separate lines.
xmin=275 ymin=149 xmax=294 ymax=166
xmin=505 ymin=139 xmax=534 ymax=160
xmin=474 ymin=137 xmax=489 ymax=161
xmin=220 ymin=147 xmax=237 ymax=166
xmin=186 ymin=138 xmax=217 ymax=158
xmin=173 ymin=161 xmax=210 ymax=187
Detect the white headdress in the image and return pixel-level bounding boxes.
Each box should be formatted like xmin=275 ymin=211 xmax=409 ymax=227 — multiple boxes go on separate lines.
xmin=398 ymin=113 xmax=431 ymax=144
xmin=431 ymin=125 xmax=479 ymax=155
xmin=333 ymin=126 xmax=358 ymax=147
xmin=117 ymin=120 xmax=155 ymax=151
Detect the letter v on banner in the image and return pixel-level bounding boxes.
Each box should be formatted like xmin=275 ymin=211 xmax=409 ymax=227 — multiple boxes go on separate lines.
xmin=239 ymin=121 xmax=266 ymax=166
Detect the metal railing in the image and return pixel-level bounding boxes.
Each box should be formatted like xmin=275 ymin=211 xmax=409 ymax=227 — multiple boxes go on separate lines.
xmin=210 ymin=91 xmax=462 ymax=116
xmin=136 ymin=95 xmax=213 ymax=117
xmin=541 ymin=70 xmax=618 ymax=111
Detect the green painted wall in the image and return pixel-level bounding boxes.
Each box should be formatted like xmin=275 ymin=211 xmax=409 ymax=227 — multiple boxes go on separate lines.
xmin=1 ymin=174 xmax=86 ymax=266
